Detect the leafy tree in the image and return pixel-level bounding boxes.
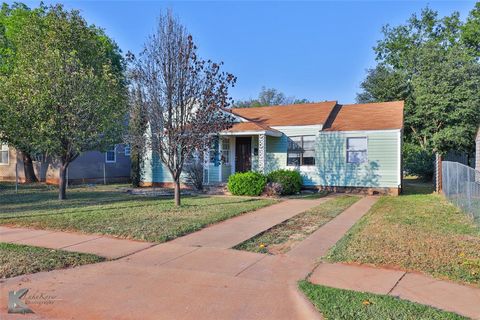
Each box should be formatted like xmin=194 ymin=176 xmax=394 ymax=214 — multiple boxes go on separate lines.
xmin=357 ymin=6 xmax=480 ymax=157
xmin=131 ymin=11 xmax=236 ymax=206
xmin=0 ymin=3 xmax=45 ymax=182
xmin=462 ymin=2 xmax=480 ymax=55
xmin=0 ymin=4 xmax=127 ymax=199
xmin=356 ymin=65 xmax=408 ymax=103
xmin=411 ymin=43 xmax=480 ymax=153
xmin=233 ymin=86 xmax=310 ymax=108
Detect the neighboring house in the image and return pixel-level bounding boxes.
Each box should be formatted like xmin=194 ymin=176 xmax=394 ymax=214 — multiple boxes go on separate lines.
xmin=141 ymin=100 xmax=404 ymax=195
xmin=476 ymin=127 xmax=480 ymax=172
xmin=0 ymin=144 xmax=131 ymax=184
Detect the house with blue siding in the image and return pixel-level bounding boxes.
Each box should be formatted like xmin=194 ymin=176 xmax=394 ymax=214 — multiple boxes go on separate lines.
xmin=141 ymin=100 xmax=404 ymax=195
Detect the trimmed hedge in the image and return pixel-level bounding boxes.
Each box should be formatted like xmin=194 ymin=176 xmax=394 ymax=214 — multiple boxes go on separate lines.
xmin=267 ymin=169 xmax=302 ymax=195
xmin=227 ymin=171 xmax=267 ymax=196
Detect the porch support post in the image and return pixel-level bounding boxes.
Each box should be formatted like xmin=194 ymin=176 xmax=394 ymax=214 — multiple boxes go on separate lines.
xmin=258 ymin=134 xmax=266 ymax=174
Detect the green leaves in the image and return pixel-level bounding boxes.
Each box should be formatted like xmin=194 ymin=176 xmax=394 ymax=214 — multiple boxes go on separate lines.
xmin=0 ymin=3 xmax=127 ymax=157
xmin=358 ymin=4 xmax=480 ymax=155
xmin=0 ymin=3 xmax=127 ymax=198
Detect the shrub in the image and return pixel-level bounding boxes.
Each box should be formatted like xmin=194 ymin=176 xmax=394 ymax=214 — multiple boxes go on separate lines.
xmin=267 ymin=169 xmax=302 ymax=195
xmin=264 ymin=182 xmax=283 ymax=197
xmin=184 ymin=157 xmax=204 ymax=190
xmin=403 ymin=143 xmax=434 ymax=181
xmin=228 ymin=171 xmax=267 ymax=196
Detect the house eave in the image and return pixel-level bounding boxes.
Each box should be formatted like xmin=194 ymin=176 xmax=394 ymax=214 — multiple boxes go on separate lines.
xmin=220 ymin=130 xmax=282 ymax=137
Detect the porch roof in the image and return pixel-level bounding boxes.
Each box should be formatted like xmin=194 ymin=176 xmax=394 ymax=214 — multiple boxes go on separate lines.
xmin=221 ymin=122 xmax=282 ymax=137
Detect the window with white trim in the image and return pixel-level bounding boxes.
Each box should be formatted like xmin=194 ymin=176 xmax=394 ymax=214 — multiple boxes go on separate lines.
xmin=221 ymin=139 xmax=230 ymax=165
xmin=346 ymin=137 xmax=368 ymax=164
xmin=0 ymin=144 xmax=8 ymax=165
xmin=209 ymin=138 xmax=219 ymax=165
xmin=105 ymin=146 xmax=116 ymax=163
xmin=287 ymin=136 xmax=315 ymax=166
xmin=124 ymin=145 xmax=131 ymax=157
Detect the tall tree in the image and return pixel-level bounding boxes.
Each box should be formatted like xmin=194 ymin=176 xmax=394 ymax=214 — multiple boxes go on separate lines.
xmin=0 ymin=4 xmax=127 ymax=199
xmin=356 ymin=65 xmax=409 ymax=103
xmin=131 ymin=11 xmax=236 ymax=206
xmin=233 ymin=86 xmax=310 ymax=108
xmin=0 ymin=3 xmax=43 ymax=182
xmin=357 ymin=5 xmax=480 ymax=155
xmin=462 ymin=2 xmax=480 ymax=56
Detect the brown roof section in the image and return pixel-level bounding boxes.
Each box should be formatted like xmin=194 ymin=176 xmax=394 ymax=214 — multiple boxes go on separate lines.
xmin=231 ymin=101 xmax=337 ymax=126
xmin=226 ymin=122 xmax=277 ymax=133
xmin=324 ymin=101 xmax=404 ymax=131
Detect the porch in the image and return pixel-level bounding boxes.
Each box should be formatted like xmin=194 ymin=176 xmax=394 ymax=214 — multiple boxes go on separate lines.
xmin=203 ymin=129 xmax=282 ymax=185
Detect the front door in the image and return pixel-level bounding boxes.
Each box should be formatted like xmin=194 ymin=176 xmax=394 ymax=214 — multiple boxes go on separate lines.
xmin=235 ymin=137 xmax=251 ymax=172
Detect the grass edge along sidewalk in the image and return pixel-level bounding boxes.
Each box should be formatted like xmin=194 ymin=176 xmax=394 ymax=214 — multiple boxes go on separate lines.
xmin=234 ymin=195 xmax=361 ymax=254
xmin=0 ymin=242 xmax=104 ymax=279
xmin=299 ymin=281 xmax=467 ymax=320
xmin=326 ymin=181 xmax=480 ymax=287
xmin=0 ymin=184 xmax=277 ymax=243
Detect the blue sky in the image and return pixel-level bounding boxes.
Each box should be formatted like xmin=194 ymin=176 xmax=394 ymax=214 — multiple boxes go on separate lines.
xmin=12 ymin=1 xmax=477 ymax=104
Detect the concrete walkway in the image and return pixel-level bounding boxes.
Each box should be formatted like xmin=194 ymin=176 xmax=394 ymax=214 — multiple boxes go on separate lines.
xmin=287 ymin=196 xmax=378 ymax=259
xmin=0 ymin=226 xmax=155 ymax=259
xmin=309 ymin=263 xmax=480 ymax=319
xmin=2 ymin=195 xmax=475 ymax=319
xmin=0 ymin=197 xmax=340 ymax=319
xmin=172 ymin=198 xmax=332 ymax=248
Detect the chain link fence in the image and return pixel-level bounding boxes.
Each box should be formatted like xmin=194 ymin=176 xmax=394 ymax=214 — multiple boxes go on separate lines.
xmin=0 ymin=162 xmax=20 ymax=194
xmin=1 ymin=162 xmax=127 ymax=195
xmin=442 ymin=161 xmax=480 ymax=223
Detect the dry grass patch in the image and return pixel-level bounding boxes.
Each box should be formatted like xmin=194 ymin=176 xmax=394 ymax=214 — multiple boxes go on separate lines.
xmin=327 ymin=186 xmax=480 ymax=286
xmin=234 ymin=195 xmax=360 ymax=254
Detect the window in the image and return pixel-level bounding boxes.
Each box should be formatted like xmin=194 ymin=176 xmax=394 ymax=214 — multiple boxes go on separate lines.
xmin=221 ymin=139 xmax=230 ymax=165
xmin=209 ymin=138 xmax=219 ymax=166
xmin=124 ymin=145 xmax=131 ymax=157
xmin=287 ymin=136 xmax=315 ymax=166
xmin=347 ymin=137 xmax=368 ymax=164
xmin=0 ymin=144 xmax=8 ymax=165
xmin=105 ymin=146 xmax=116 ymax=163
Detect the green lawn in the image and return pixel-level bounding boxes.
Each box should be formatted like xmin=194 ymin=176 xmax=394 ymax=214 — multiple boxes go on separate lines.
xmin=0 ymin=183 xmax=276 ymax=242
xmin=299 ymin=281 xmax=466 ymax=320
xmin=326 ymin=179 xmax=480 ymax=286
xmin=0 ymin=242 xmax=104 ymax=279
xmin=234 ymin=195 xmax=360 ymax=254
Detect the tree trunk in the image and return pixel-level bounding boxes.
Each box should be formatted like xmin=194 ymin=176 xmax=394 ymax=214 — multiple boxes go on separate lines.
xmin=22 ymin=152 xmax=38 ymax=183
xmin=58 ymin=163 xmax=68 ymax=200
xmin=131 ymin=151 xmax=140 ymax=187
xmin=174 ymin=179 xmax=181 ymax=206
